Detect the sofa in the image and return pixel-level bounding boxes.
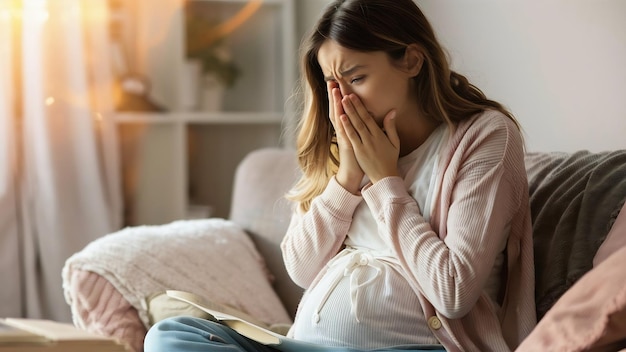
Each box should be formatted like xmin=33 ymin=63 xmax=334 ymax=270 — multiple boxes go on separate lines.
xmin=62 ymin=147 xmax=626 ymax=352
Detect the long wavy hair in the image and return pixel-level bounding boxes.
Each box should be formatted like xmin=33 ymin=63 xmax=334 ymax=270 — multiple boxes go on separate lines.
xmin=288 ymin=0 xmax=519 ymax=212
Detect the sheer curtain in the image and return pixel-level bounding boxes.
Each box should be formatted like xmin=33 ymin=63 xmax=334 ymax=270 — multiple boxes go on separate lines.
xmin=0 ymin=0 xmax=122 ymax=322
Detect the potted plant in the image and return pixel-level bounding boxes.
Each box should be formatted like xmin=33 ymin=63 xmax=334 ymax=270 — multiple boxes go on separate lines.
xmin=184 ymin=12 xmax=241 ymax=110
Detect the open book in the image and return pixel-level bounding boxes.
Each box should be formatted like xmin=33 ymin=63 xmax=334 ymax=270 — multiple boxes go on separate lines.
xmin=0 ymin=318 xmax=128 ymax=351
xmin=166 ymin=290 xmax=288 ymax=345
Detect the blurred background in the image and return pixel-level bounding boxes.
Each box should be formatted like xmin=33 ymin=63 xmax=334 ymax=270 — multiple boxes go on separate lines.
xmin=0 ymin=0 xmax=624 ymax=323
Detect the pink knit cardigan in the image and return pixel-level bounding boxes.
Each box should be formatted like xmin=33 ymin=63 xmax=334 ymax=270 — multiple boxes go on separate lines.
xmin=281 ymin=110 xmax=536 ymax=351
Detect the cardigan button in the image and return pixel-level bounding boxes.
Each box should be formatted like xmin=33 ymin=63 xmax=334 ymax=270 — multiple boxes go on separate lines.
xmin=428 ymin=316 xmax=442 ymax=330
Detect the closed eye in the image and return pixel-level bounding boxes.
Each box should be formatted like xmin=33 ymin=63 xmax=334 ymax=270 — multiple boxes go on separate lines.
xmin=350 ymin=76 xmax=364 ymax=84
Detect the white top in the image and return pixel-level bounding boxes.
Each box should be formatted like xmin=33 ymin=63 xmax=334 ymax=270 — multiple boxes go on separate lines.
xmin=290 ymin=125 xmax=448 ymax=349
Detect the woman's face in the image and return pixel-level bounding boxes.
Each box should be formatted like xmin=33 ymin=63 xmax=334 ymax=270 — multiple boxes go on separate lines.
xmin=317 ymin=40 xmax=417 ymax=126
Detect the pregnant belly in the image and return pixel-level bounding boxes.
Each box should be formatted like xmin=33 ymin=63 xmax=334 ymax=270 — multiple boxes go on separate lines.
xmin=290 ymin=251 xmax=438 ymax=349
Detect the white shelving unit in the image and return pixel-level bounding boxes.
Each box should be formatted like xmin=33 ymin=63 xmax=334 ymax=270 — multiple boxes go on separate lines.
xmin=116 ymin=0 xmax=296 ymax=226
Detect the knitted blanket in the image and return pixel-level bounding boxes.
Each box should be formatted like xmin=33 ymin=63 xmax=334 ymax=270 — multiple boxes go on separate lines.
xmin=524 ymin=150 xmax=626 ymax=320
xmin=62 ymin=218 xmax=291 ymax=329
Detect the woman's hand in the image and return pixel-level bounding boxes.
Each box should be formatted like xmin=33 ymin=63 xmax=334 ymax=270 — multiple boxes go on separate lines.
xmin=328 ymin=81 xmax=364 ymax=194
xmin=340 ymin=94 xmax=400 ymax=183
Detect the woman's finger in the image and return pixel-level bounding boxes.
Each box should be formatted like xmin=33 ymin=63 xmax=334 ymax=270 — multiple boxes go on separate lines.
xmin=383 ymin=110 xmax=400 ymax=149
xmin=327 ymin=81 xmax=337 ymax=126
xmin=340 ymin=113 xmax=362 ymax=145
xmin=333 ymin=88 xmax=343 ymax=121
xmin=341 ymin=95 xmax=370 ymax=136
xmin=348 ymin=94 xmax=379 ymax=134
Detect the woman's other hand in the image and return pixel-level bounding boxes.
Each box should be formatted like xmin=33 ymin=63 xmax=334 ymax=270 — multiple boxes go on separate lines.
xmin=328 ymin=81 xmax=365 ymax=193
xmin=341 ymin=93 xmax=400 ymax=183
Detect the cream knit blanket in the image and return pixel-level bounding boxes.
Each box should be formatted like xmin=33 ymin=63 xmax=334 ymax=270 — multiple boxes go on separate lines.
xmin=62 ymin=218 xmax=291 ymax=328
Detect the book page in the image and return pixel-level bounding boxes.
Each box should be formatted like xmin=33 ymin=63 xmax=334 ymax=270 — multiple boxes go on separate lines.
xmin=0 ymin=320 xmax=48 ymax=344
xmin=0 ymin=319 xmax=129 ymax=351
xmin=165 ymin=290 xmax=283 ymax=345
xmin=2 ymin=319 xmax=109 ymax=342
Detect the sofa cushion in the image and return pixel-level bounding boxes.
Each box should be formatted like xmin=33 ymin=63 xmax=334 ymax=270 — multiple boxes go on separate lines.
xmin=515 ymin=245 xmax=626 ymax=352
xmin=67 ymin=269 xmax=147 ymax=352
xmin=524 ymin=150 xmax=626 ymax=320
xmin=516 ymin=202 xmax=626 ymax=351
xmin=594 ymin=201 xmax=626 ymax=266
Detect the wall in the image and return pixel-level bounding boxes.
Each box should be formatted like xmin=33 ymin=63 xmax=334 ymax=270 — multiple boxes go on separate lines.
xmin=295 ymin=0 xmax=626 ymax=152
xmin=296 ymin=0 xmax=326 ymax=40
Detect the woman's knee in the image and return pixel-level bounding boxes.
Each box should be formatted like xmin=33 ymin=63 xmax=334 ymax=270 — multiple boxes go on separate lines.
xmin=144 ymin=316 xmax=211 ymax=352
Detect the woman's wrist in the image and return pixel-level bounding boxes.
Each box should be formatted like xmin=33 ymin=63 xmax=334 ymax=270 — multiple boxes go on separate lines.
xmin=335 ymin=169 xmax=363 ymax=195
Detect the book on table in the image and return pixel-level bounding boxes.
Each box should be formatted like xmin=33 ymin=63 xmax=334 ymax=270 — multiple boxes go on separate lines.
xmin=0 ymin=318 xmax=128 ymax=351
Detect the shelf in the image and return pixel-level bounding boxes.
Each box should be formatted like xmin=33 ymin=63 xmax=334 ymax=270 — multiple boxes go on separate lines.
xmin=114 ymin=111 xmax=285 ymax=124
xmin=145 ymin=0 xmax=296 ymax=114
xmin=115 ymin=0 xmax=295 ymax=226
xmin=193 ymin=0 xmax=287 ymax=3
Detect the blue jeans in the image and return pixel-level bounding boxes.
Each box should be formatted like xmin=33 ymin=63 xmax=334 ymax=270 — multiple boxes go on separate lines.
xmin=144 ymin=316 xmax=446 ymax=352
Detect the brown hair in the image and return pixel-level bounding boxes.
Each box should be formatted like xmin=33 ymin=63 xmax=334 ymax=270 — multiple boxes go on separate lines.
xmin=288 ymin=0 xmax=519 ymax=212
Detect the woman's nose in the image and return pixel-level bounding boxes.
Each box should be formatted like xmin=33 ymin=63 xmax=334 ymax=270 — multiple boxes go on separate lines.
xmin=337 ymin=82 xmax=353 ymax=97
